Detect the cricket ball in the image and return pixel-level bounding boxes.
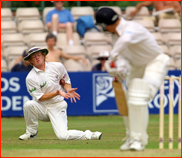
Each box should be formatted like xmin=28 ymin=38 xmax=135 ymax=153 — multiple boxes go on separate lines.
xmin=60 ymin=79 xmax=65 ymax=86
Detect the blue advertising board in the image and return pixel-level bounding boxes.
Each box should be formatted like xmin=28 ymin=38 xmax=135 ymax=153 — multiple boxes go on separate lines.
xmin=1 ymin=70 xmax=181 ymax=117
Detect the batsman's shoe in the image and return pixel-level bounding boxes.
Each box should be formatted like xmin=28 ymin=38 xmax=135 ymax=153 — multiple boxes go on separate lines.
xmin=91 ymin=131 xmax=102 ymax=140
xmin=120 ymin=138 xmax=130 ymax=151
xmin=129 ymin=139 xmax=145 ymax=151
xmin=19 ymin=131 xmax=38 ymax=140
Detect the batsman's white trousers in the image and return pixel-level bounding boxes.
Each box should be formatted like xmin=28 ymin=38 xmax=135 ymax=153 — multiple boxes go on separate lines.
xmin=127 ymin=53 xmax=170 ymax=97
xmin=23 ymin=100 xmax=89 ymax=140
xmin=125 ymin=53 xmax=169 ymax=145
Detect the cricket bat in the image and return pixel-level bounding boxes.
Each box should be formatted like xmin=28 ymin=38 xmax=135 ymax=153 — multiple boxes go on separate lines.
xmin=112 ymin=81 xmax=128 ymax=116
xmin=111 ymin=62 xmax=128 ymax=116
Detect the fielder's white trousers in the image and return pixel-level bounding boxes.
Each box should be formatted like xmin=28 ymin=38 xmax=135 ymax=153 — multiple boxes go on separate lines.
xmin=23 ymin=100 xmax=90 ymax=140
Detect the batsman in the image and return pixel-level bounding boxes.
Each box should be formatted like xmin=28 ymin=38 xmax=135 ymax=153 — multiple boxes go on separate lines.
xmin=95 ymin=7 xmax=170 ymax=151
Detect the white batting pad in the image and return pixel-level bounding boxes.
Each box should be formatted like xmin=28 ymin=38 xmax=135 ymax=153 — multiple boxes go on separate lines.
xmin=127 ymin=78 xmax=150 ymax=145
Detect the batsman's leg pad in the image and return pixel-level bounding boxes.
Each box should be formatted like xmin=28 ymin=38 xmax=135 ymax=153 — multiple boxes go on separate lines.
xmin=127 ymin=78 xmax=150 ymax=146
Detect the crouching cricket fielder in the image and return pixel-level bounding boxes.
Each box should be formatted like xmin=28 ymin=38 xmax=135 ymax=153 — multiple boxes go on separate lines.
xmin=95 ymin=7 xmax=169 ymax=151
xmin=19 ymin=47 xmax=102 ymax=141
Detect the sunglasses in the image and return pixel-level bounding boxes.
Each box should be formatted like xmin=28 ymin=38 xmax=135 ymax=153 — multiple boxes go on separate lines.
xmin=98 ymin=57 xmax=108 ymax=60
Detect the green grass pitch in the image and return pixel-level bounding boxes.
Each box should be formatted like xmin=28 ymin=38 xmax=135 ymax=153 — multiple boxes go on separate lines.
xmin=1 ymin=115 xmax=181 ymax=157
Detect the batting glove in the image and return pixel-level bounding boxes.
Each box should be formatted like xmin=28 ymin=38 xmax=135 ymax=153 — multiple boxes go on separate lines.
xmin=104 ymin=60 xmax=117 ymax=77
xmin=116 ymin=67 xmax=129 ymax=82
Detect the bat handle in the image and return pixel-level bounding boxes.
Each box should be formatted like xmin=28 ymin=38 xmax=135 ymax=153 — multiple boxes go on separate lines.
xmin=110 ymin=62 xmax=118 ymax=82
xmin=114 ymin=77 xmax=118 ymax=82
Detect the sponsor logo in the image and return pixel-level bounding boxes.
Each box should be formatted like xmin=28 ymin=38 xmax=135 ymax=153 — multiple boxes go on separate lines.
xmin=29 ymin=87 xmax=36 ymax=93
xmin=55 ymin=75 xmax=59 ymax=81
xmin=92 ymin=74 xmax=180 ymax=114
xmin=93 ymin=73 xmax=118 ymax=113
xmin=63 ymin=73 xmax=66 ymax=79
xmin=112 ymin=15 xmax=118 ymax=22
xmin=148 ymin=78 xmax=180 ymax=113
xmin=40 ymin=81 xmax=46 ymax=88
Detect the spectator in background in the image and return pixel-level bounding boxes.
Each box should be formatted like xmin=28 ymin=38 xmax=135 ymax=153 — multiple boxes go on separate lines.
xmin=46 ymin=1 xmax=75 ymax=46
xmin=92 ymin=51 xmax=109 ymax=71
xmin=45 ymin=33 xmax=88 ymax=65
xmin=11 ymin=50 xmax=32 ymax=72
xmin=130 ymin=1 xmax=181 ymax=25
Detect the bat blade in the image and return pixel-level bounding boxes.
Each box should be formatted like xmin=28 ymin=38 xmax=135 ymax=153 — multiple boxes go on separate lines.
xmin=112 ymin=81 xmax=128 ymax=116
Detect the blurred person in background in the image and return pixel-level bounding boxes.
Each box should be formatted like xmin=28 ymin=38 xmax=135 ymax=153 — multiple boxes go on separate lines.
xmin=11 ymin=49 xmax=32 ymax=72
xmin=95 ymin=7 xmax=169 ymax=151
xmin=92 ymin=51 xmax=109 ymax=71
xmin=45 ymin=33 xmax=88 ymax=65
xmin=130 ymin=1 xmax=181 ymax=25
xmin=46 ymin=1 xmax=75 ymax=46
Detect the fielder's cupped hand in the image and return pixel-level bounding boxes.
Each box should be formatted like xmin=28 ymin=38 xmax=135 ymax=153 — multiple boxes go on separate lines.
xmin=67 ymin=88 xmax=80 ymax=103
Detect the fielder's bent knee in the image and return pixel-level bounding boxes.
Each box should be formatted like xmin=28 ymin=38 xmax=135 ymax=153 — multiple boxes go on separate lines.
xmin=23 ymin=100 xmax=36 ymax=110
xmin=128 ymin=78 xmax=150 ymax=106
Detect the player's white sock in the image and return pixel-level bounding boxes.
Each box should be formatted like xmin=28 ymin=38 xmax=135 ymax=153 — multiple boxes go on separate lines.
xmin=52 ymin=31 xmax=58 ymax=36
xmin=68 ymin=40 xmax=74 ymax=46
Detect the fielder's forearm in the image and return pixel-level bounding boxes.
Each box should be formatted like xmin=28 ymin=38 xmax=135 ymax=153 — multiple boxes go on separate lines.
xmin=39 ymin=92 xmax=58 ymax=101
xmin=63 ymin=83 xmax=72 ymax=92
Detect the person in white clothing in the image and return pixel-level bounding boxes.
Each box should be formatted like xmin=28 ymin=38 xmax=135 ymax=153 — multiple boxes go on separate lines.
xmin=19 ymin=47 xmax=102 ymax=140
xmin=95 ymin=7 xmax=170 ymax=151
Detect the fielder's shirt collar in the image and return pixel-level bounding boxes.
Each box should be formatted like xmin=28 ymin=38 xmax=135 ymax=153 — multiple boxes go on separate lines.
xmin=34 ymin=62 xmax=48 ymax=72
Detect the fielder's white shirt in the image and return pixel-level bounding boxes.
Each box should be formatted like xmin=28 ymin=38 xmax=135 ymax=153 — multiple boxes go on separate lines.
xmin=26 ymin=62 xmax=71 ymax=105
xmin=110 ymin=18 xmax=163 ymax=67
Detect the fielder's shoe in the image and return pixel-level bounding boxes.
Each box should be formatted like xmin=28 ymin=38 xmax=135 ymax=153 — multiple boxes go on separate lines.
xmin=19 ymin=131 xmax=38 ymax=140
xmin=120 ymin=138 xmax=130 ymax=151
xmin=91 ymin=131 xmax=102 ymax=140
xmin=129 ymin=139 xmax=145 ymax=151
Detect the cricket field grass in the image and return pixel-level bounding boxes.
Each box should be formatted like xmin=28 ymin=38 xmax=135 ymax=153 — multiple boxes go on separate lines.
xmin=1 ymin=115 xmax=181 ymax=157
